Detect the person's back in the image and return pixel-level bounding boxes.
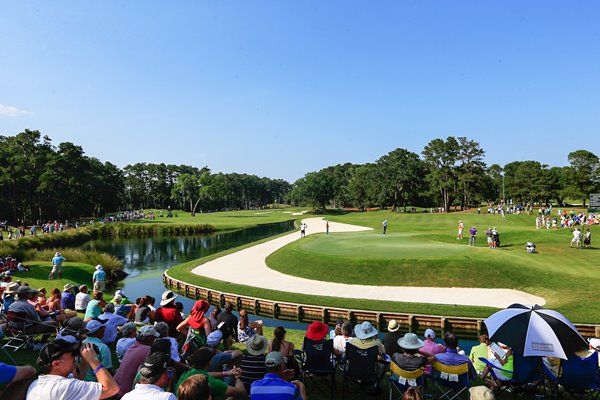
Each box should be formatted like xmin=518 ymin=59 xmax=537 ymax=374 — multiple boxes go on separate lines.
xmin=434 ymin=332 xmax=476 ymax=380
xmin=469 ymin=335 xmax=490 ymax=373
xmin=114 ymin=326 xmax=159 ymax=397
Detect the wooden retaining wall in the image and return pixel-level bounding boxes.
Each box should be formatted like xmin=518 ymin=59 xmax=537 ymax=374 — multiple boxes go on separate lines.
xmin=164 ymin=272 xmax=600 ymax=339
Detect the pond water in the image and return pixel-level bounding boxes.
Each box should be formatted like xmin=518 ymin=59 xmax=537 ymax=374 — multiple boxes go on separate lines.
xmin=82 ymin=220 xmax=476 ymax=351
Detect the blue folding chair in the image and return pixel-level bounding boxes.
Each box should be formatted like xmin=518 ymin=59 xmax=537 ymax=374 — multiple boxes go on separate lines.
xmin=479 ymin=353 xmax=543 ymax=398
xmin=388 ymin=361 xmax=424 ymax=400
xmin=297 ymin=337 xmax=336 ymax=399
xmin=543 ymin=351 xmax=600 ymax=399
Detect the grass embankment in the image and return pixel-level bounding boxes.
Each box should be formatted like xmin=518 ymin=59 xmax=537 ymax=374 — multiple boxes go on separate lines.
xmin=266 ymin=211 xmax=600 ymax=323
xmin=8 ymin=262 xmax=96 ymax=295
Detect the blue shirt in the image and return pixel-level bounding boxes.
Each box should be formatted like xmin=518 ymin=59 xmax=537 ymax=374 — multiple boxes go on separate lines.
xmin=93 ymin=270 xmax=106 ymax=282
xmin=250 ymin=373 xmax=303 ymax=400
xmin=435 ymin=348 xmax=477 ymax=380
xmin=0 ymin=362 xmax=17 ymax=384
xmin=84 ymin=300 xmax=102 ymax=320
xmin=52 ymin=256 xmax=65 ymax=266
xmin=61 ymin=291 xmax=75 ymax=310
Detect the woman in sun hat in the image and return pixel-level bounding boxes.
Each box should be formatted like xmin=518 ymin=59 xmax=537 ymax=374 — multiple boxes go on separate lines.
xmin=306 ymin=321 xmax=343 ymax=357
xmin=154 ymin=290 xmax=183 ymax=338
xmin=177 ymin=299 xmax=212 ymax=346
xmin=391 ymin=332 xmax=436 ymax=372
xmin=350 ymin=321 xmax=387 ymax=378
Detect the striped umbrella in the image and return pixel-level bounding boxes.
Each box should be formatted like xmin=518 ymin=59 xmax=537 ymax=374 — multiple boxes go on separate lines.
xmin=483 ymin=303 xmax=587 ymax=360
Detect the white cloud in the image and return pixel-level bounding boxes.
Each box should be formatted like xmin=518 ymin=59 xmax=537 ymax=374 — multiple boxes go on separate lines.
xmin=0 ymin=104 xmax=29 ymax=117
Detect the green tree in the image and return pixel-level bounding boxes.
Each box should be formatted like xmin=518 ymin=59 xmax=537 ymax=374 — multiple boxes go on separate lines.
xmin=422 ymin=137 xmax=460 ymax=212
xmin=564 ymin=150 xmax=600 ymax=206
xmin=376 ymin=148 xmax=424 ymax=211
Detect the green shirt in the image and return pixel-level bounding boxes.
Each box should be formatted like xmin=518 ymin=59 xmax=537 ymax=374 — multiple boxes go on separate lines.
xmin=469 ymin=343 xmax=489 ymax=372
xmin=175 ymin=368 xmax=227 ymax=398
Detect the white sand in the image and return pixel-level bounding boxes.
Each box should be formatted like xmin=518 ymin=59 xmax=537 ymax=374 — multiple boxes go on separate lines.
xmin=191 ymin=217 xmax=545 ymax=308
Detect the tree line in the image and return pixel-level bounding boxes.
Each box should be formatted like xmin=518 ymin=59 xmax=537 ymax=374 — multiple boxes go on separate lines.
xmin=1 ymin=130 xmax=598 ymax=223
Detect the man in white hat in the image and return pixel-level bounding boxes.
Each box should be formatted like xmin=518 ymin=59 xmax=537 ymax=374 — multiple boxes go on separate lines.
xmin=61 ymin=283 xmax=76 ymax=311
xmin=49 ymin=252 xmax=65 ymax=280
xmin=92 ymin=265 xmax=106 ymax=292
xmin=154 ymin=290 xmax=183 ymax=338
xmin=383 ymin=319 xmax=403 ymax=357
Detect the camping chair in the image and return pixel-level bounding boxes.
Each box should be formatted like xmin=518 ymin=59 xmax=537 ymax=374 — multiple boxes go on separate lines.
xmin=479 ymin=354 xmax=543 ymax=398
xmin=431 ymin=361 xmax=471 ymax=400
xmin=1 ymin=311 xmax=58 ymax=352
xmin=296 ymin=337 xmax=336 ymax=399
xmin=388 ymin=361 xmax=424 ymax=400
xmin=342 ymin=342 xmax=381 ymax=398
xmin=543 ymin=351 xmax=600 ymax=399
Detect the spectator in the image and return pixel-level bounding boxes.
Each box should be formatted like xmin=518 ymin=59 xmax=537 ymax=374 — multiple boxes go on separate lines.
xmin=329 ymin=318 xmax=344 ymax=339
xmin=75 ymin=285 xmax=91 ymax=313
xmin=177 ymin=299 xmax=212 ymax=349
xmin=1 ymin=282 xmax=18 ymax=310
xmin=349 ymin=321 xmax=385 ymax=378
xmin=116 ymin=322 xmax=138 ymax=362
xmin=422 ymin=329 xmax=446 ymax=376
xmin=120 ymin=352 xmax=176 ymax=400
xmin=177 ymin=374 xmax=212 ymax=400
xmin=134 ymin=295 xmax=155 ymax=324
xmin=61 ymin=283 xmax=76 ymax=311
xmin=8 ymin=286 xmax=57 ymax=345
xmin=0 ymin=362 xmax=36 ymax=400
xmin=84 ymin=291 xmax=105 ymax=322
xmin=154 ymin=290 xmax=183 ymax=338
xmin=250 ymin=351 xmax=306 ymax=400
xmin=268 ymin=326 xmax=299 ymax=376
xmin=83 ymin=319 xmax=113 ymax=381
xmin=46 ymin=288 xmax=77 ymax=323
xmin=240 ymin=334 xmax=269 ymax=391
xmin=469 ymin=334 xmax=491 ymax=373
xmin=217 ymin=302 xmax=238 ymax=348
xmin=209 ymin=305 xmax=221 ymax=331
xmin=26 ymin=340 xmax=119 ymax=400
xmin=98 ymin=303 xmax=129 ymax=345
xmin=175 ymin=347 xmax=246 ymax=398
xmin=434 ymin=332 xmax=477 ymax=380
xmin=333 ymin=320 xmax=353 ymax=357
xmin=48 ymin=252 xmax=65 ymax=280
xmin=383 ymin=319 xmax=403 ymax=357
xmin=238 ymin=309 xmax=263 ymax=343
xmin=92 ymin=265 xmax=106 ymax=292
xmin=155 ymin=321 xmax=181 ymax=362
xmin=114 ymin=325 xmax=160 ymax=397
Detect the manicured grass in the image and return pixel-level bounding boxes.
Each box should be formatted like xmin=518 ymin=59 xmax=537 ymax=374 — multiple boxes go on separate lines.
xmin=9 ymin=262 xmax=96 ymax=293
xmin=266 ymin=210 xmax=600 ymax=323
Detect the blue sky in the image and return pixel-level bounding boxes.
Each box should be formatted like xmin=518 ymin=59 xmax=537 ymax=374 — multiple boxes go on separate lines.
xmin=1 ymin=2 xmax=599 ymax=182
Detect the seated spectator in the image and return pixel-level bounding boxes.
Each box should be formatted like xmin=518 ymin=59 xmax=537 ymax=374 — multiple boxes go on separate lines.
xmin=205 ymin=330 xmax=244 ymax=383
xmin=0 ymin=362 xmax=36 ymax=400
xmin=99 ymin=303 xmax=129 ymax=345
xmin=268 ymin=326 xmax=300 ymax=377
xmin=209 ymin=305 xmax=221 ymax=331
xmin=155 ymin=321 xmax=181 ymax=362
xmin=1 ymin=282 xmax=18 ymax=310
xmin=114 ymin=325 xmax=160 ymax=397
xmin=8 ymin=286 xmax=57 ymax=344
xmin=434 ymin=332 xmax=477 ymax=380
xmin=36 ymin=287 xmax=48 ymax=308
xmin=178 ymin=299 xmax=212 ymax=351
xmin=75 ymin=285 xmax=91 ymax=313
xmin=175 ymin=347 xmax=246 ymax=398
xmin=61 ymin=283 xmax=76 ymax=311
xmin=350 ymin=321 xmax=386 ymax=377
xmin=217 ymin=302 xmax=238 ymax=349
xmin=177 ymin=374 xmax=212 ymax=400
xmin=481 ymin=342 xmax=513 ymax=388
xmin=237 ymin=309 xmax=263 ymax=343
xmin=469 ymin=334 xmax=491 ymax=373
xmin=26 ymin=340 xmax=119 ymax=400
xmin=383 ymin=319 xmax=403 ymax=357
xmin=121 ymin=352 xmax=176 ymax=400
xmin=422 ymin=329 xmax=446 ymax=376
xmin=113 ymin=294 xmax=134 ymax=319
xmin=111 ymin=289 xmax=132 ymax=305
xmin=83 ymin=319 xmax=114 ymax=381
xmin=47 ymin=288 xmax=77 ymax=323
xmin=329 ymin=318 xmax=344 ymax=339
xmin=250 ymin=351 xmax=306 ymax=400
xmin=84 ymin=291 xmax=105 ymax=322
xmin=392 ymin=333 xmax=435 ymax=371
xmin=134 ymin=295 xmax=155 ymax=324
xmin=333 ymin=320 xmax=353 ymax=357
xmin=241 ymin=334 xmax=269 ymax=391
xmin=154 ymin=290 xmax=183 ymax=338
xmin=117 ymin=322 xmax=138 ymax=362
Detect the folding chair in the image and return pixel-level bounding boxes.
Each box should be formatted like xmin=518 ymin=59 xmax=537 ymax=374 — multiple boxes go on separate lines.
xmin=431 ymin=361 xmax=471 ymax=400
xmin=342 ymin=342 xmax=381 ymax=398
xmin=297 ymin=337 xmax=336 ymax=399
xmin=543 ymin=351 xmax=600 ymax=399
xmin=388 ymin=361 xmax=424 ymax=400
xmin=479 ymin=354 xmax=543 ymax=398
xmin=1 ymin=311 xmax=37 ymax=352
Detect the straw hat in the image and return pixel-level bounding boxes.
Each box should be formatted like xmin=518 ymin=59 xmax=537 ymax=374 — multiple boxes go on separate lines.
xmin=5 ymin=282 xmax=18 ymax=294
xmin=387 ymin=319 xmax=400 ymax=333
xmin=160 ymin=290 xmax=178 ymax=306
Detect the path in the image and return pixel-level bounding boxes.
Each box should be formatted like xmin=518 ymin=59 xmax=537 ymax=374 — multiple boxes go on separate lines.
xmin=191 ymin=217 xmax=546 ymax=308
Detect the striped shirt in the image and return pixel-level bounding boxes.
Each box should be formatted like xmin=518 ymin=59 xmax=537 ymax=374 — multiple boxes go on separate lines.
xmin=240 ymin=354 xmax=267 ymax=391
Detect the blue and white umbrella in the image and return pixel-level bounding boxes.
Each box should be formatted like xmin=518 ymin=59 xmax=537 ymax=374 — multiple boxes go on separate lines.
xmin=483 ymin=304 xmax=587 ymax=360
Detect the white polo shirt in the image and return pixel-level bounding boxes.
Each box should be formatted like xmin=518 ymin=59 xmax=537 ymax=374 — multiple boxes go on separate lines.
xmin=120 ymin=384 xmax=176 ymax=400
xmin=27 ymin=374 xmax=102 ymax=400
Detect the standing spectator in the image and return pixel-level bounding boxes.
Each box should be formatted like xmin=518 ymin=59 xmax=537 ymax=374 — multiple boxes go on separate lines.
xmin=154 ymin=290 xmax=183 ymax=338
xmin=75 ymin=285 xmax=91 ymax=313
xmin=422 ymin=329 xmax=446 ymax=376
xmin=26 ymin=340 xmax=119 ymax=400
xmin=114 ymin=325 xmax=160 ymax=397
xmin=49 ymin=252 xmax=65 ymax=280
xmin=469 ymin=226 xmax=477 ymax=246
xmin=217 ymin=302 xmax=238 ymax=348
xmin=382 ymin=219 xmax=388 ymax=235
xmin=83 ymin=319 xmax=113 ymax=381
xmin=457 ymin=220 xmax=464 ymax=240
xmin=250 ymin=351 xmax=306 ymax=400
xmin=383 ymin=319 xmax=403 ymax=357
xmin=92 ymin=265 xmax=106 ymax=292
xmin=61 ymin=283 xmax=76 ymax=311
xmin=120 ymin=352 xmax=176 ymax=400
xmin=99 ymin=303 xmax=129 ymax=345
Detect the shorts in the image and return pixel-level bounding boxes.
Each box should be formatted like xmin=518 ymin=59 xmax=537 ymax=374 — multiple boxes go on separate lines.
xmin=51 ymin=264 xmax=62 ymax=274
xmin=94 ymin=280 xmax=106 ymax=291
